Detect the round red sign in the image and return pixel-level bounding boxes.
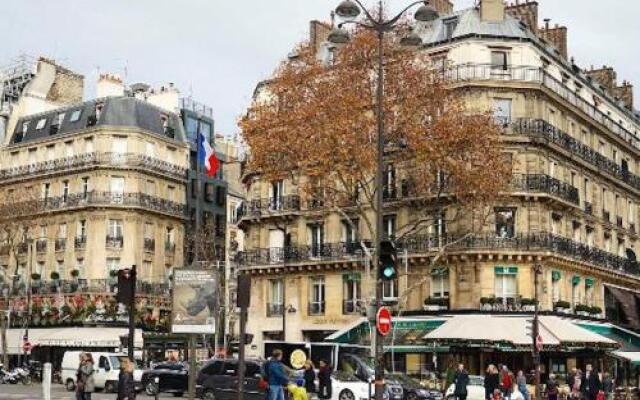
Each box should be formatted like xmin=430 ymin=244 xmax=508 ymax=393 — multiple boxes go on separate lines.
xmin=536 ymin=334 xmax=543 ymax=352
xmin=376 ymin=307 xmax=392 ymax=336
xmin=22 ymin=341 xmax=32 ymax=354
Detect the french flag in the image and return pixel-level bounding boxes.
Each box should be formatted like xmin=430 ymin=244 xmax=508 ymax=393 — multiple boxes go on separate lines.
xmin=198 ymin=133 xmax=220 ymax=177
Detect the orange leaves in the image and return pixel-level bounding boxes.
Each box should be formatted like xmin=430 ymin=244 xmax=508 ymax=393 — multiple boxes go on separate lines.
xmin=239 ymin=27 xmax=509 ymax=210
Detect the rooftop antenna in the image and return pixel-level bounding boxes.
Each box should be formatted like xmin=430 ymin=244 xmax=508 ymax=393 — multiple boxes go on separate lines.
xmin=331 ymin=10 xmax=336 ymax=28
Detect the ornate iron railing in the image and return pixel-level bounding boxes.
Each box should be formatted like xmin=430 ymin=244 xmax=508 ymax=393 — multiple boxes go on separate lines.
xmin=7 ymin=279 xmax=171 ymax=296
xmin=511 ymin=174 xmax=580 ymax=205
xmin=239 ymin=195 xmax=301 ymax=217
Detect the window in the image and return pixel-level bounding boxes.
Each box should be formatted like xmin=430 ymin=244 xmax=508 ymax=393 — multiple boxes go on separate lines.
xmin=106 ymin=257 xmax=121 ymax=272
xmin=270 ymin=180 xmax=284 ymax=210
xmin=42 ymin=183 xmax=50 ymax=201
xmin=629 ymin=201 xmax=635 ymax=225
xmin=494 ymin=266 xmax=518 ymax=300
xmin=56 ymin=260 xmax=64 ymax=274
xmin=382 ymin=278 xmax=398 ymax=301
xmin=166 ymin=147 xmax=175 ymax=165
xmin=309 ymin=276 xmax=326 ymax=315
xmin=62 ymin=180 xmax=69 ymax=203
xmin=35 ymin=118 xmax=47 ymax=130
xmin=551 ymin=271 xmax=561 ymax=303
xmin=268 ymin=229 xmax=285 ymax=263
xmin=167 ymin=186 xmax=175 ymax=202
xmin=383 ymin=165 xmax=396 ymax=199
xmin=490 ymin=51 xmax=508 ymax=72
xmin=443 ymin=18 xmax=458 ymax=40
xmin=110 ymin=177 xmax=125 ymax=203
xmin=55 ymin=113 xmax=65 ymax=127
xmin=28 ymin=148 xmax=37 ymax=164
xmin=165 ymin=227 xmax=174 ymax=245
xmin=268 ymin=279 xmax=284 ymax=316
xmin=144 ymin=223 xmax=154 ymax=239
xmin=383 ymin=215 xmax=396 ymax=239
xmin=585 ymin=279 xmax=595 ymax=306
xmin=146 ymin=180 xmax=156 ymax=196
xmin=493 ymin=98 xmax=512 ymax=125
xmin=76 ymin=258 xmax=84 ymax=277
xmin=81 ymin=177 xmax=89 ymax=199
xmin=431 ymin=269 xmax=450 ymax=298
xmin=549 ymin=161 xmax=557 ymax=178
xmin=36 ymin=262 xmax=44 ymax=276
xmin=584 ymin=178 xmax=590 ymax=203
xmin=342 ymin=219 xmax=359 ymax=245
xmin=185 ymin=117 xmax=198 ymax=142
xmin=84 ymin=137 xmax=94 ymax=153
xmin=200 ymin=361 xmax=223 ymax=377
xmin=65 ymin=141 xmax=73 ymax=158
xmin=343 ymin=274 xmax=361 ymax=314
xmin=495 ymin=208 xmax=515 ymax=238
xmin=112 ymin=136 xmax=127 ymax=163
xmin=201 ymin=122 xmax=213 ymax=143
xmin=46 ymin=145 xmax=55 ymax=161
xmin=70 ymin=110 xmax=82 ymax=122
xmin=571 ymin=276 xmax=581 ymax=307
xmin=308 ymin=224 xmax=324 ymax=257
xmin=146 ymin=141 xmax=156 ymax=158
xmin=57 ymin=223 xmax=66 ymax=239
xmin=587 ymin=228 xmax=595 ymax=247
xmin=78 ymin=220 xmax=87 ymax=238
xmin=108 ymin=219 xmax=123 ymax=238
xmin=21 ymin=121 xmax=30 ymax=133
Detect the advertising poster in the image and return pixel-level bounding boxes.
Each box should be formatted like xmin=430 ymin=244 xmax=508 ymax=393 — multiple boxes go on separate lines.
xmin=172 ymin=269 xmax=218 ymax=334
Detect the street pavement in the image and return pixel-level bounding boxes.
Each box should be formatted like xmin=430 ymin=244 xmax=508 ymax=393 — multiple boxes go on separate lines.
xmin=0 ymin=383 xmax=181 ymax=399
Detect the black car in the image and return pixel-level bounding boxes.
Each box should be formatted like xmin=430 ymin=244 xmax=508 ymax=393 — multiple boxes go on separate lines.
xmin=141 ymin=362 xmax=189 ymax=397
xmin=196 ymin=358 xmax=266 ymax=400
xmin=388 ymin=375 xmax=443 ymax=400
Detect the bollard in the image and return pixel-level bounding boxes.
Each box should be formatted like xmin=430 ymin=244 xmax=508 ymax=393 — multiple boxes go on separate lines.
xmin=155 ymin=376 xmax=160 ymax=400
xmin=42 ymin=363 xmax=51 ymax=400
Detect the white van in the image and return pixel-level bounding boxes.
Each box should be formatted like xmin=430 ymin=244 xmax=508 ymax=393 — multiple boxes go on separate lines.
xmin=61 ymin=351 xmax=123 ymax=393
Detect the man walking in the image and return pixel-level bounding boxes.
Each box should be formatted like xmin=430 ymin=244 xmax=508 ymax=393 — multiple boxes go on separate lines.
xmin=453 ymin=363 xmax=470 ymax=400
xmin=581 ymin=364 xmax=601 ymax=400
xmin=267 ymin=349 xmax=289 ymax=400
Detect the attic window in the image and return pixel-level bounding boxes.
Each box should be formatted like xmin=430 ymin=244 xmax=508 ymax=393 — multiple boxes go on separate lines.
xmin=443 ymin=17 xmax=458 ymax=40
xmin=21 ymin=121 xmax=30 ymax=133
xmin=35 ymin=118 xmax=47 ymax=130
xmin=70 ymin=110 xmax=82 ymax=122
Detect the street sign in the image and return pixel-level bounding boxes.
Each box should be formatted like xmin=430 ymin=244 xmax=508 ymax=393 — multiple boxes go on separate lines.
xmin=376 ymin=307 xmax=392 ymax=336
xmin=536 ymin=334 xmax=543 ymax=352
xmin=23 ymin=341 xmax=32 ymax=354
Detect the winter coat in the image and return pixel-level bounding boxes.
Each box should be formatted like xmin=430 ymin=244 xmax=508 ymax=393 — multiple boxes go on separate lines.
xmin=267 ymin=359 xmax=289 ymax=387
xmin=485 ymin=373 xmax=500 ymax=399
xmin=117 ymin=370 xmax=136 ymax=400
xmin=304 ymin=368 xmax=317 ymax=393
xmin=79 ymin=361 xmax=95 ymax=393
xmin=454 ymin=370 xmax=470 ymax=396
xmin=318 ymin=366 xmax=333 ymax=400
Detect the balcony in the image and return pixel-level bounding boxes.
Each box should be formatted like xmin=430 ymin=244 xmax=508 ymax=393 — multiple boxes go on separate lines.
xmin=240 ymin=195 xmax=301 ymax=217
xmin=308 ymin=301 xmax=326 ymax=316
xmin=585 ymin=202 xmax=593 ymax=215
xmin=239 ymin=232 xmax=637 ymax=277
xmin=165 ymin=241 xmax=176 ymax=254
xmin=343 ymin=299 xmax=364 ymax=315
xmin=106 ymin=236 xmax=124 ymax=249
xmin=512 ymin=119 xmax=640 ymax=191
xmin=144 ymin=238 xmax=155 ymax=252
xmin=36 ymin=239 xmax=47 ymax=254
xmin=510 ymin=174 xmax=579 ymax=205
xmin=0 ymin=152 xmax=187 ymax=183
xmin=54 ymin=238 xmax=66 ymax=252
xmin=603 ymin=210 xmax=611 ymax=222
xmin=0 ymin=191 xmax=186 ymax=219
xmin=617 ymin=216 xmax=624 ymax=228
xmin=75 ymin=236 xmax=87 ymax=250
xmin=447 ymin=64 xmax=640 ymax=151
xmin=266 ymin=303 xmax=284 ymax=317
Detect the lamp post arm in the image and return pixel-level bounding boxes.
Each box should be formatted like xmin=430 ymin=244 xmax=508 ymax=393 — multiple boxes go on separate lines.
xmin=381 ymin=1 xmax=427 ymax=30
xmin=339 ymin=20 xmax=378 ymax=31
xmin=350 ymin=0 xmax=379 ymax=25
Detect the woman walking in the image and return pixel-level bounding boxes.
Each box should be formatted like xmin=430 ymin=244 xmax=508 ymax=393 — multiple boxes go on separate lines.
xmin=516 ymin=371 xmax=529 ymax=400
xmin=117 ymin=358 xmax=136 ymax=400
xmin=485 ymin=365 xmax=500 ymax=400
xmin=303 ymin=360 xmax=317 ymax=395
xmin=546 ymin=374 xmax=558 ymax=400
xmin=76 ymin=353 xmax=95 ymax=400
xmin=317 ymin=360 xmax=332 ymax=400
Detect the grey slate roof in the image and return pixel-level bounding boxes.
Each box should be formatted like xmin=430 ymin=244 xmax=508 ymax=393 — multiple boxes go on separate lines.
xmin=12 ymin=96 xmax=187 ymax=145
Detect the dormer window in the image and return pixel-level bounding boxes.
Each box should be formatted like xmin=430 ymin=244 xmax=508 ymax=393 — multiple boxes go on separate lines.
xmin=443 ymin=17 xmax=458 ymax=40
xmin=35 ymin=118 xmax=47 ymax=130
xmin=21 ymin=121 xmax=30 ymax=133
xmin=70 ymin=110 xmax=82 ymax=122
xmin=95 ymin=103 xmax=104 ymax=120
xmin=55 ymin=113 xmax=65 ymax=126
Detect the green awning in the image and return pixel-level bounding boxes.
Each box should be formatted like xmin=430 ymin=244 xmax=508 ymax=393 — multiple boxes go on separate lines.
xmin=325 ymin=318 xmax=446 ymax=346
xmin=343 ymin=273 xmax=361 ymax=282
xmin=585 ymin=278 xmax=595 ymax=288
xmin=578 ymin=323 xmax=640 ymax=352
xmin=572 ymin=276 xmax=581 ymax=286
xmin=495 ymin=266 xmax=518 ymax=275
xmin=552 ymin=271 xmax=562 ymax=281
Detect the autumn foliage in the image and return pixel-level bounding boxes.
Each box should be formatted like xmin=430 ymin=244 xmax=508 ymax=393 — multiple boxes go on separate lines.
xmin=240 ymin=27 xmax=510 ymax=233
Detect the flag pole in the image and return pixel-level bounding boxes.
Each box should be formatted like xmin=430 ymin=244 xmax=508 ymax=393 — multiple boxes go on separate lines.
xmin=194 ymin=129 xmax=202 ymax=267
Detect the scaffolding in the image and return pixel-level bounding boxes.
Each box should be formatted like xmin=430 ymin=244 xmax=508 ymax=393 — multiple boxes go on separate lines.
xmin=0 ymin=54 xmax=37 ymax=107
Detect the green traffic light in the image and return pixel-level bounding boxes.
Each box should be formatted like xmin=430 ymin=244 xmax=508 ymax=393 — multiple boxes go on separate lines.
xmin=382 ymin=265 xmax=396 ymax=279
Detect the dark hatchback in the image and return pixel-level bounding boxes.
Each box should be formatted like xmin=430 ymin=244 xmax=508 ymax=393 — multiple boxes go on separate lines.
xmin=141 ymin=362 xmax=189 ymax=397
xmin=196 ymin=359 xmax=266 ymax=400
xmin=387 ymin=375 xmax=443 ymax=400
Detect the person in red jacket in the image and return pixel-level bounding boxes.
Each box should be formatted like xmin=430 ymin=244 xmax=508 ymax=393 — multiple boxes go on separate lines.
xmin=500 ymin=366 xmax=513 ymax=399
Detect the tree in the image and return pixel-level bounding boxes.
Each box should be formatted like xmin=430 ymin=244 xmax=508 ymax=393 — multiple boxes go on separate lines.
xmin=0 ymin=187 xmax=40 ymax=367
xmin=240 ymin=27 xmax=510 ymax=311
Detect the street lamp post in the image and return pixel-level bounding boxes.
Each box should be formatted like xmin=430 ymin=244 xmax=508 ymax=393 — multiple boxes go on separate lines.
xmin=328 ymin=2 xmax=439 ymax=400
xmin=533 ymin=263 xmax=543 ymax=400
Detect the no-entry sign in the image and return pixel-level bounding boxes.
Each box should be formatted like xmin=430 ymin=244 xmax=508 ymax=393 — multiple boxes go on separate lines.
xmin=22 ymin=341 xmax=32 ymax=354
xmin=376 ymin=307 xmax=392 ymax=336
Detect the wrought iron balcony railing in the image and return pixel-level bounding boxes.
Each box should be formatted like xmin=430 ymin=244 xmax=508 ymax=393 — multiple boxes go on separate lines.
xmin=239 ymin=195 xmax=301 ymax=217
xmin=511 ymin=174 xmax=579 ymax=205
xmin=239 ymin=232 xmax=637 ymax=276
xmin=165 ymin=241 xmax=176 ymax=253
xmin=308 ymin=301 xmax=326 ymax=316
xmin=75 ymin=236 xmax=87 ymax=250
xmin=144 ymin=238 xmax=155 ymax=252
xmin=14 ymin=278 xmax=171 ymax=296
xmin=106 ymin=235 xmax=124 ymax=249
xmin=512 ymin=119 xmax=640 ymax=191
xmin=585 ymin=202 xmax=593 ymax=215
xmin=54 ymin=238 xmax=66 ymax=252
xmin=0 ymin=152 xmax=188 ymax=182
xmin=0 ymin=191 xmax=186 ymax=219
xmin=36 ymin=239 xmax=47 ymax=253
xmin=343 ymin=299 xmax=364 ymax=315
xmin=266 ymin=303 xmax=284 ymax=317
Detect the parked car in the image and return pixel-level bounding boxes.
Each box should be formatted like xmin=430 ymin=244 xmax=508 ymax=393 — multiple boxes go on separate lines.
xmin=61 ymin=351 xmax=122 ymax=393
xmin=331 ymin=371 xmax=392 ymax=400
xmin=444 ymin=375 xmax=524 ymax=400
xmin=141 ymin=362 xmax=188 ymax=397
xmin=196 ymin=358 xmax=266 ymax=400
xmin=388 ymin=374 xmax=443 ymax=400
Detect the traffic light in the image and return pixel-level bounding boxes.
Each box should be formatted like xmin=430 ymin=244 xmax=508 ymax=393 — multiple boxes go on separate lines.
xmin=117 ymin=268 xmax=136 ymax=305
xmin=378 ymin=240 xmax=398 ymax=281
xmin=525 ymin=319 xmax=533 ymax=337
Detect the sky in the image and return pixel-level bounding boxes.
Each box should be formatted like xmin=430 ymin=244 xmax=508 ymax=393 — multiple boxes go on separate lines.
xmin=1 ymin=0 xmax=638 ymax=136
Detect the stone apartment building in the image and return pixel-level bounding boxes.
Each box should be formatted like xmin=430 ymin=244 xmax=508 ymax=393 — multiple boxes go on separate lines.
xmin=238 ymin=0 xmax=640 ymax=368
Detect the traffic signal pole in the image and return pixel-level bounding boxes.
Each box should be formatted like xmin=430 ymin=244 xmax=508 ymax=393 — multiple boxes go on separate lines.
xmin=128 ymin=265 xmax=136 ymax=361
xmin=533 ymin=263 xmax=542 ymax=400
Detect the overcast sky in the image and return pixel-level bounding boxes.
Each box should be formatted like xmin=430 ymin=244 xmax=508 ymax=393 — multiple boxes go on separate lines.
xmin=1 ymin=0 xmax=638 ymax=136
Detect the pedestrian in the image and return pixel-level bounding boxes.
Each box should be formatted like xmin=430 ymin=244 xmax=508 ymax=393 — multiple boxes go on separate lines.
xmin=117 ymin=358 xmax=136 ymax=400
xmin=318 ymin=360 xmax=332 ymax=400
xmin=303 ymin=360 xmax=317 ymax=395
xmin=581 ymin=364 xmax=601 ymax=400
xmin=485 ymin=365 xmax=500 ymax=400
xmin=602 ymin=373 xmax=613 ymax=400
xmin=75 ymin=353 xmax=85 ymax=400
xmin=568 ymin=368 xmax=578 ymax=392
xmin=453 ymin=363 xmax=470 ymax=400
xmin=500 ymin=366 xmax=513 ymax=399
xmin=289 ymin=378 xmax=310 ymax=400
xmin=78 ymin=352 xmax=95 ymax=400
xmin=267 ymin=349 xmax=289 ymax=400
xmin=546 ymin=374 xmax=558 ymax=400
xmin=516 ymin=370 xmax=529 ymax=400
xmin=572 ymin=370 xmax=583 ymax=400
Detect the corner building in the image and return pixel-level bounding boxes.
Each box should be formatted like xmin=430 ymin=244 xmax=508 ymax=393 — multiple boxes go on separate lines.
xmin=239 ymin=1 xmax=640 ymax=377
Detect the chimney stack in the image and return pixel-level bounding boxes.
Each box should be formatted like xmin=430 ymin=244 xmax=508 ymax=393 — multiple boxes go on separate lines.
xmin=310 ymin=20 xmax=332 ymax=55
xmin=97 ymin=73 xmax=124 ymax=98
xmin=505 ymin=1 xmax=539 ymax=34
xmin=539 ymin=22 xmax=568 ymax=59
xmin=480 ymin=0 xmax=505 ymax=23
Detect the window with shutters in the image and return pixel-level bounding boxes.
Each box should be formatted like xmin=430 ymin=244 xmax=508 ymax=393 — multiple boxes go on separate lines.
xmin=494 ymin=267 xmax=518 ymax=300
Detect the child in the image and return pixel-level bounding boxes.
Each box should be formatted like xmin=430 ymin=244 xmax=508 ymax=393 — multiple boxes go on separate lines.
xmin=493 ymin=389 xmax=504 ymax=400
xmin=289 ymin=379 xmax=309 ymax=400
